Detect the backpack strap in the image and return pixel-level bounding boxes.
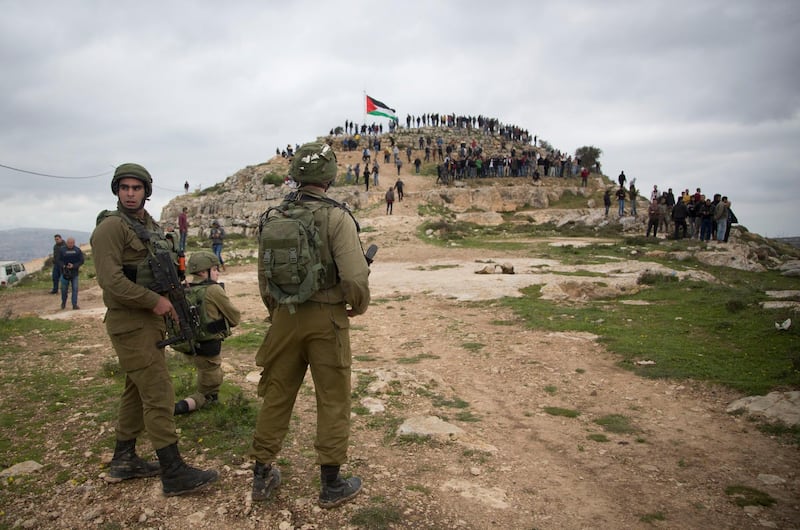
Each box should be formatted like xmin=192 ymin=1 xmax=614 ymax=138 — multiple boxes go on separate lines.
xmin=293 ymin=191 xmax=362 ymax=233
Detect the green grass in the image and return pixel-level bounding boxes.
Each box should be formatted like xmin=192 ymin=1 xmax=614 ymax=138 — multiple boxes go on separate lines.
xmin=396 ymin=353 xmax=440 ymax=364
xmin=225 ymin=329 xmax=266 ymax=350
xmin=724 ymin=485 xmax=777 ymax=507
xmin=639 ymin=511 xmax=666 ymax=524
xmin=543 ymin=406 xmax=580 ymax=418
xmin=594 ymin=414 xmax=639 ymax=434
xmin=350 ymin=503 xmax=403 ymax=529
xmin=503 ymin=271 xmax=800 ymax=395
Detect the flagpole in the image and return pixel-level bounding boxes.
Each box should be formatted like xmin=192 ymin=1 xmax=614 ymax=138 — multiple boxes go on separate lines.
xmin=363 ymin=90 xmax=367 ymax=128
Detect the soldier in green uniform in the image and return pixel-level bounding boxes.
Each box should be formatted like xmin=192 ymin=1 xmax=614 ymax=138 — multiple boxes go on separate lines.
xmin=91 ymin=163 xmax=218 ymax=496
xmin=173 ymin=251 xmax=241 ymax=415
xmin=249 ymin=142 xmax=371 ymax=508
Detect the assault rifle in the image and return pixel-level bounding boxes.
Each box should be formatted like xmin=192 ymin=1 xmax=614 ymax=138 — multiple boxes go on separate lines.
xmin=149 ymin=249 xmax=201 ymax=354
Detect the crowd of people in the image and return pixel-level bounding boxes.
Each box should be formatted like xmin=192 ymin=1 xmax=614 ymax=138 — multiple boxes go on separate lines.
xmin=644 ymin=186 xmax=737 ymax=242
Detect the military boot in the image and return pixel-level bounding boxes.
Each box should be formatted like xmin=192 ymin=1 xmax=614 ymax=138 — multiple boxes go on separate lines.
xmin=156 ymin=443 xmax=218 ymax=496
xmin=251 ymin=461 xmax=281 ymax=501
xmin=105 ymin=438 xmax=161 ymax=483
xmin=318 ymin=464 xmax=362 ymax=509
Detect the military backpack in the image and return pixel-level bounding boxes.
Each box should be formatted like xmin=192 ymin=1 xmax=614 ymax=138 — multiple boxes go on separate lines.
xmin=258 ymin=193 xmax=354 ymax=313
xmin=169 ymin=281 xmax=230 ymax=354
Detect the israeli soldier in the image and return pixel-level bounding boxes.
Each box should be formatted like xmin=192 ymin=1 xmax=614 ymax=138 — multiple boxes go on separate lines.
xmin=249 ymin=142 xmax=371 ymax=508
xmin=91 ymin=163 xmax=218 ymax=496
xmin=174 ymin=251 xmax=241 ymax=415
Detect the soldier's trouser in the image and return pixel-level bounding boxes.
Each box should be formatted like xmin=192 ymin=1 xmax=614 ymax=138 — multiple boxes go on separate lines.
xmin=106 ymin=308 xmax=177 ymax=450
xmin=184 ymin=352 xmax=223 ymax=408
xmin=250 ymin=302 xmax=351 ymax=466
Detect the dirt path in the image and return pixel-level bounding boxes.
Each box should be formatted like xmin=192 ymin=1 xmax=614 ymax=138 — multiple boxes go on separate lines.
xmin=4 ymin=159 xmax=800 ymax=529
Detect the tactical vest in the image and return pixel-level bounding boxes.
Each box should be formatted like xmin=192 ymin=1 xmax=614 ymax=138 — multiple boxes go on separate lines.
xmin=169 ymin=281 xmax=230 ymax=354
xmin=95 ymin=209 xmax=180 ymax=291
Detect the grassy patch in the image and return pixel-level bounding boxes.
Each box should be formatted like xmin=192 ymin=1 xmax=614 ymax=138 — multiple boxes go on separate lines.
xmin=503 ymin=269 xmax=800 ymax=395
xmin=461 ymin=342 xmax=485 ymax=353
xmin=225 ymin=329 xmax=266 ymax=350
xmin=432 ymin=395 xmax=469 ymax=409
xmin=594 ymin=414 xmax=639 ymax=434
xmin=756 ymin=420 xmax=800 ymax=446
xmin=587 ymin=433 xmax=610 ymax=442
xmin=455 ymin=411 xmax=480 ymax=422
xmin=350 ymin=503 xmax=403 ymax=529
xmin=724 ymin=485 xmax=777 ymax=507
xmin=396 ymin=353 xmax=440 ymax=364
xmin=543 ymin=406 xmax=580 ymax=418
xmin=639 ymin=511 xmax=666 ymax=524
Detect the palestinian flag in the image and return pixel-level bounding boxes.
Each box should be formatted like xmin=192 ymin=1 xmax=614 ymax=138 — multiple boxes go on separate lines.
xmin=366 ymin=95 xmax=398 ymax=121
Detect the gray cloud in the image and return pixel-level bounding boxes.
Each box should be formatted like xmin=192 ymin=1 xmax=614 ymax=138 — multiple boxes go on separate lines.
xmin=0 ymin=0 xmax=797 ymax=237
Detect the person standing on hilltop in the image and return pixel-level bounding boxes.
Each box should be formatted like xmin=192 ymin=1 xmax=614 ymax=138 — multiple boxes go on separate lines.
xmin=603 ymin=189 xmax=611 ymax=217
xmin=177 ymin=207 xmax=189 ymax=252
xmin=616 ymin=186 xmax=627 ymax=216
xmin=50 ymin=234 xmax=66 ymax=294
xmin=628 ymin=182 xmax=638 ymax=216
xmin=714 ymin=196 xmax=730 ymax=243
xmin=646 ymin=198 xmax=660 ymax=237
xmin=209 ymin=220 xmax=226 ymax=272
xmin=618 ymin=171 xmax=626 ymax=188
xmin=91 ymin=163 xmax=218 ymax=496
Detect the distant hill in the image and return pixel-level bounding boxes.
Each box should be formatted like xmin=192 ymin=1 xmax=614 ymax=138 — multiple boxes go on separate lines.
xmin=776 ymin=237 xmax=800 ymax=249
xmin=0 ymin=228 xmax=92 ymax=262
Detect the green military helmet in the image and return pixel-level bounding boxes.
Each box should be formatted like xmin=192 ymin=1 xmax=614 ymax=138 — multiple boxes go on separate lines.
xmin=290 ymin=142 xmax=338 ymax=185
xmin=112 ymin=163 xmax=153 ymax=197
xmin=187 ymin=251 xmax=220 ymax=275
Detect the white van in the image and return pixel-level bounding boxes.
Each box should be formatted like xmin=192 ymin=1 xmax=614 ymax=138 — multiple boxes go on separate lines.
xmin=0 ymin=261 xmax=28 ymax=287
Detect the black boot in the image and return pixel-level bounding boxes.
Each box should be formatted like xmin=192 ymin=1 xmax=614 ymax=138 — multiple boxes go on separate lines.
xmin=105 ymin=438 xmax=161 ymax=483
xmin=318 ymin=464 xmax=362 ymax=509
xmin=252 ymin=461 xmax=281 ymax=501
xmin=156 ymin=443 xmax=218 ymax=496
xmin=174 ymin=400 xmax=191 ymax=415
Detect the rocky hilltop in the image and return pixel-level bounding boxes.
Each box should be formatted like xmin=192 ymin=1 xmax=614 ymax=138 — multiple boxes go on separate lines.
xmin=159 ymin=125 xmax=800 ymax=274
xmin=161 ymin=125 xmax=569 ymax=236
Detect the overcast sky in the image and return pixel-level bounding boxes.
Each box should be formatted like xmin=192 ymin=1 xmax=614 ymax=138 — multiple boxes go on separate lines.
xmin=1 ymin=0 xmax=798 ymax=238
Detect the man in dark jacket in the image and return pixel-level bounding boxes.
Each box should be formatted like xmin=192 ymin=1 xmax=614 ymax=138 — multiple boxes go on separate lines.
xmin=50 ymin=234 xmax=65 ymax=294
xmin=671 ymin=200 xmax=689 ymax=240
xmin=59 ymin=237 xmax=85 ymax=309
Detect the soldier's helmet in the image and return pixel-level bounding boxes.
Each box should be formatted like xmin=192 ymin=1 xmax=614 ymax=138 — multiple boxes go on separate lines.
xmin=187 ymin=251 xmax=220 ymax=275
xmin=290 ymin=142 xmax=337 ymax=185
xmin=111 ymin=163 xmax=153 ymax=197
